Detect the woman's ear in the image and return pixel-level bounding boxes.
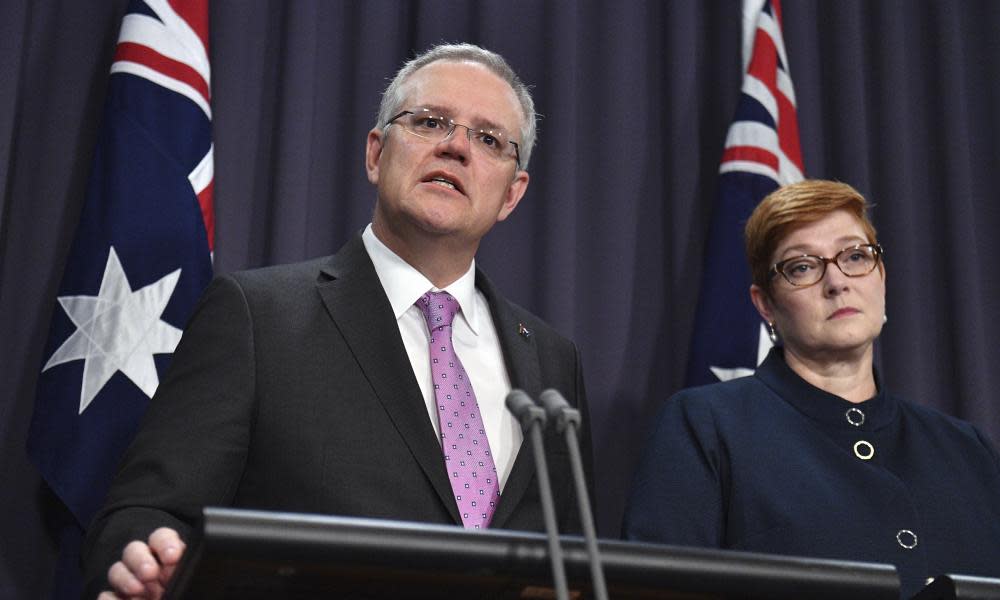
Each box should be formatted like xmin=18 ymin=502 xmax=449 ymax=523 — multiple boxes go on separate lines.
xmin=749 ymin=283 xmax=774 ymax=324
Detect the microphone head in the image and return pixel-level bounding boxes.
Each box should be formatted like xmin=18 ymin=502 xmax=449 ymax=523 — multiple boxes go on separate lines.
xmin=505 ymin=389 xmax=546 ymax=430
xmin=505 ymin=389 xmax=535 ymax=416
xmin=538 ymin=388 xmax=570 ymax=418
xmin=539 ymin=388 xmax=582 ymax=431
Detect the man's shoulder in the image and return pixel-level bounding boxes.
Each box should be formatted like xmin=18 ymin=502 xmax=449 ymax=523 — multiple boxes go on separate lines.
xmin=193 ymin=256 xmax=341 ymax=318
xmin=475 ymin=270 xmax=574 ymax=349
xmin=219 ymin=235 xmax=368 ymax=293
xmin=505 ymin=297 xmax=570 ymax=344
xmin=225 ymin=255 xmax=335 ymax=288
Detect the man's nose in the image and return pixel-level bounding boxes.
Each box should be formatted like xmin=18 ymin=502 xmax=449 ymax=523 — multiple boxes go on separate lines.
xmin=435 ymin=124 xmax=471 ymax=163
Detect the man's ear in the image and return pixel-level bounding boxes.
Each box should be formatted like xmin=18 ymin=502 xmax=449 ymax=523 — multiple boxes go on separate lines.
xmin=366 ymin=128 xmax=384 ymax=185
xmin=496 ymin=170 xmax=529 ymax=222
xmin=749 ymin=283 xmax=774 ymax=324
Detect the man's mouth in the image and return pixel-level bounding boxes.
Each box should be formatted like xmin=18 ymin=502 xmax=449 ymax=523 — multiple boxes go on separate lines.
xmin=423 ymin=172 xmax=464 ymax=195
xmin=429 ymin=177 xmax=457 ymax=190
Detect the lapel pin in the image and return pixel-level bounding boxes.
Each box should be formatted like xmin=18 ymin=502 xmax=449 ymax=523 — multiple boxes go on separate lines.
xmin=518 ymin=323 xmax=532 ymax=338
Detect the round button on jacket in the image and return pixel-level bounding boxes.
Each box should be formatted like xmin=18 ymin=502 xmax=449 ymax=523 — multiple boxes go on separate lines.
xmin=853 ymin=440 xmax=875 ymax=460
xmin=897 ymin=529 xmax=918 ymax=549
xmin=846 ymin=407 xmax=865 ymax=427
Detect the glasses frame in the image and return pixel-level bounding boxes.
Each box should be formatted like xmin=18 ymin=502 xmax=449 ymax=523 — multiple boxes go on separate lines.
xmin=770 ymin=243 xmax=884 ymax=288
xmin=386 ymin=109 xmax=522 ymax=170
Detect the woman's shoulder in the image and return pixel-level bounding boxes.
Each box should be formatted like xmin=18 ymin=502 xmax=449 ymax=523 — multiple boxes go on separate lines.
xmin=671 ymin=374 xmax=773 ymax=405
xmin=894 ymin=394 xmax=1000 ymax=459
xmin=896 ymin=394 xmax=979 ymax=432
xmin=656 ymin=375 xmax=780 ymax=428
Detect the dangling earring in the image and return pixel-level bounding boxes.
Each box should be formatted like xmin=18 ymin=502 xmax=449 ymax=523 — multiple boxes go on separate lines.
xmin=767 ymin=321 xmax=779 ymax=344
xmin=883 ymin=314 xmax=888 ymax=324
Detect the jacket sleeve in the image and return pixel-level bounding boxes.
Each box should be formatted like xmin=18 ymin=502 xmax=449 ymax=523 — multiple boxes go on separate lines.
xmin=80 ymin=274 xmax=257 ymax=598
xmin=621 ymin=390 xmax=727 ymax=547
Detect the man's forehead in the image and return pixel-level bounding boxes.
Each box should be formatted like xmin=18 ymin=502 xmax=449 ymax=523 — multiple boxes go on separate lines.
xmin=399 ymin=60 xmax=524 ymax=126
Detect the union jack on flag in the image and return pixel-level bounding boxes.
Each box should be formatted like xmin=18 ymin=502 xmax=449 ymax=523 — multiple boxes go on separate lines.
xmin=686 ymin=0 xmax=804 ymax=386
xmin=27 ymin=0 xmax=212 ymax=595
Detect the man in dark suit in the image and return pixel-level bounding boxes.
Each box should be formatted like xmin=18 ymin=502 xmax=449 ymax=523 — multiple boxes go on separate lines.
xmin=84 ymin=43 xmax=591 ymax=599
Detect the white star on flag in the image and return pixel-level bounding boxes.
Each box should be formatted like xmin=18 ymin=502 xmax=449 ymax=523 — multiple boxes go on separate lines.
xmin=709 ymin=323 xmax=774 ymax=382
xmin=42 ymin=246 xmax=183 ymax=414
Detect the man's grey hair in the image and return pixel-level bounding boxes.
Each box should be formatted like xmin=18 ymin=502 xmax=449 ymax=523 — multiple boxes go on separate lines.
xmin=375 ymin=43 xmax=537 ymax=170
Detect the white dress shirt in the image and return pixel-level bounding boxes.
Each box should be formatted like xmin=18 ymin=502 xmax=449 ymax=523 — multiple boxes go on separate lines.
xmin=361 ymin=225 xmax=522 ymax=490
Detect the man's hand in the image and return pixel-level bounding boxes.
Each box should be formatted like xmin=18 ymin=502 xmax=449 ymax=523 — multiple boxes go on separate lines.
xmin=98 ymin=527 xmax=186 ymax=600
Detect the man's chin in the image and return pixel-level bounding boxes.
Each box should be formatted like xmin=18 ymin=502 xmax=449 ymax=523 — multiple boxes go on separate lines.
xmin=407 ymin=215 xmax=468 ymax=239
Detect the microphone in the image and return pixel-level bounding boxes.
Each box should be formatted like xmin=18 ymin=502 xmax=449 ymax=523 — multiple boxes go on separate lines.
xmin=538 ymin=388 xmax=608 ymax=600
xmin=505 ymin=389 xmax=569 ymax=600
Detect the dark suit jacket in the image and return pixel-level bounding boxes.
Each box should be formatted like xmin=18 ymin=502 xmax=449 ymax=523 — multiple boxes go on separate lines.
xmin=81 ymin=235 xmax=592 ymax=596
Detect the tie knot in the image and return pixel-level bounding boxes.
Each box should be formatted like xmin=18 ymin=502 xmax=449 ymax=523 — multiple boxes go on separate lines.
xmin=416 ymin=291 xmax=461 ymax=330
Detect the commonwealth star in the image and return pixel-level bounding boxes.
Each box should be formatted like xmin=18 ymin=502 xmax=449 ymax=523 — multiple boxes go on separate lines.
xmin=42 ymin=246 xmax=183 ymax=413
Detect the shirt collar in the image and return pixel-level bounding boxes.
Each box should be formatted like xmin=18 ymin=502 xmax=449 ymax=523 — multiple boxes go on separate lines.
xmin=361 ymin=224 xmax=482 ymax=334
xmin=754 ymin=346 xmax=896 ymax=431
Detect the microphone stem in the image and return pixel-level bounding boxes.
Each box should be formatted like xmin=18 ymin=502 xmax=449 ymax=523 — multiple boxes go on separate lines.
xmin=565 ymin=423 xmax=608 ymax=600
xmin=529 ymin=423 xmax=569 ymax=600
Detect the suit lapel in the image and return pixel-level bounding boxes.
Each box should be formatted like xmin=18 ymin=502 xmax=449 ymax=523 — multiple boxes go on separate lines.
xmin=475 ymin=269 xmax=541 ymax=529
xmin=315 ymin=236 xmax=461 ymax=525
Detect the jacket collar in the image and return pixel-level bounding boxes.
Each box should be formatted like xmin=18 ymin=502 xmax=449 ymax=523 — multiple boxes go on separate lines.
xmin=316 ymin=235 xmax=461 ymax=523
xmin=471 ymin=267 xmax=541 ymax=529
xmin=755 ymin=347 xmax=897 ymax=431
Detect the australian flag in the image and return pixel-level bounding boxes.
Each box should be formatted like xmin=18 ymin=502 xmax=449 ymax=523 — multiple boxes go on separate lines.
xmin=686 ymin=0 xmax=804 ymax=386
xmin=27 ymin=0 xmax=212 ymax=595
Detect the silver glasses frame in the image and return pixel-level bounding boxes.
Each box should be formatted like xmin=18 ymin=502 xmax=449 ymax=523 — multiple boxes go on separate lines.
xmin=386 ymin=108 xmax=522 ymax=169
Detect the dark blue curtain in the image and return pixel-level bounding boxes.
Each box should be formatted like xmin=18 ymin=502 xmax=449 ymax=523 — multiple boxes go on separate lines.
xmin=3 ymin=1 xmax=1000 ymax=596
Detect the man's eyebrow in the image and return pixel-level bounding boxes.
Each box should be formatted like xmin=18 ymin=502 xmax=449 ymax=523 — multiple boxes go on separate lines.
xmin=419 ymin=104 xmax=508 ymax=132
xmin=419 ymin=103 xmax=452 ymax=116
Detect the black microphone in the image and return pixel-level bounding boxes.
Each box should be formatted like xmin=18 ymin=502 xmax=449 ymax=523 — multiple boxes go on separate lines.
xmin=538 ymin=388 xmax=608 ymax=600
xmin=505 ymin=389 xmax=569 ymax=600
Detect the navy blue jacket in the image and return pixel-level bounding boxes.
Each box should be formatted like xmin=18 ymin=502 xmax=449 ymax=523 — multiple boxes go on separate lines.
xmin=623 ymin=348 xmax=1000 ymax=598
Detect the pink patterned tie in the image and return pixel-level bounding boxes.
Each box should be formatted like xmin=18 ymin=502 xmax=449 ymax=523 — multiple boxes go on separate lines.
xmin=416 ymin=291 xmax=500 ymax=528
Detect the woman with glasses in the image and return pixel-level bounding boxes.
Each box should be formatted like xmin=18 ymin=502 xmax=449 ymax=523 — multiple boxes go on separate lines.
xmin=623 ymin=180 xmax=1000 ymax=597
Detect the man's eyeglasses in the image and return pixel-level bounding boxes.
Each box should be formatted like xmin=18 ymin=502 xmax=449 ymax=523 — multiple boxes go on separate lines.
xmin=770 ymin=244 xmax=884 ymax=288
xmin=386 ymin=108 xmax=521 ymax=169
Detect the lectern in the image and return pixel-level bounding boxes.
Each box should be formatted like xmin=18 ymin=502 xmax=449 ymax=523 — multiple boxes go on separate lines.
xmin=165 ymin=507 xmax=900 ymax=599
